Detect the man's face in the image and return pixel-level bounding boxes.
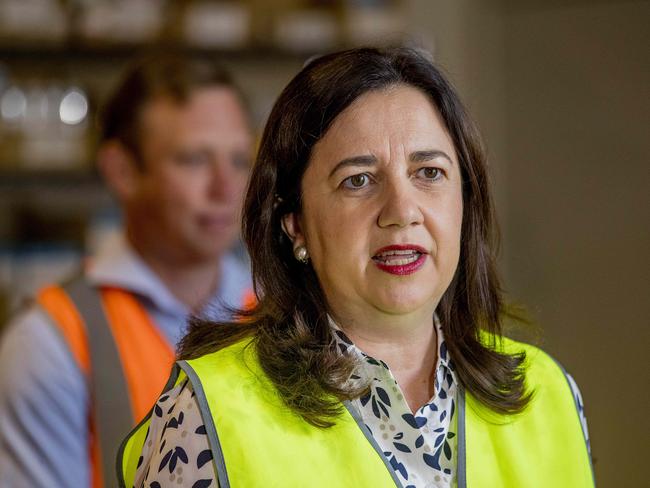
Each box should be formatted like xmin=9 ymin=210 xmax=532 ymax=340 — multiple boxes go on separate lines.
xmin=127 ymin=87 xmax=252 ymax=264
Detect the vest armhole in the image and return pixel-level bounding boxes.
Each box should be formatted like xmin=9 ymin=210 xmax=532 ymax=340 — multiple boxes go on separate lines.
xmin=544 ymin=354 xmax=596 ymax=486
xmin=116 ymin=362 xmax=184 ymax=488
xmin=177 ymin=360 xmax=231 ymax=488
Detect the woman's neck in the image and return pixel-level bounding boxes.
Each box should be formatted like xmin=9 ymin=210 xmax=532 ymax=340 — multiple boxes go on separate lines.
xmin=336 ymin=309 xmax=438 ymax=413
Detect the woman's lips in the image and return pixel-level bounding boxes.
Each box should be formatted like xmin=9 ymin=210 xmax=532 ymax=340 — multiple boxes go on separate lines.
xmin=372 ymin=245 xmax=428 ymax=276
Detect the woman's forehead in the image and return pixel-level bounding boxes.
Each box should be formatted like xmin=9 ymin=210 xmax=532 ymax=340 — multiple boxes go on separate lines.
xmin=310 ymin=85 xmax=456 ymax=167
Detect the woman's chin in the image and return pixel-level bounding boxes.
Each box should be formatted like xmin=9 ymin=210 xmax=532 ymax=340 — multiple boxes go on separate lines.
xmin=371 ymin=291 xmax=437 ymax=317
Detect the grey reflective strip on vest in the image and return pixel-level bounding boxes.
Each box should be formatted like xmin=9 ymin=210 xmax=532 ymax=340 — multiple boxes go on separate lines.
xmin=177 ymin=360 xmax=231 ymax=488
xmin=456 ymin=372 xmax=595 ymax=488
xmin=456 ymin=388 xmax=467 ymax=488
xmin=342 ymin=401 xmax=404 ymax=488
xmin=173 ymin=362 xmax=403 ymax=488
xmin=62 ymin=277 xmax=133 ymax=487
xmin=116 ymin=363 xmax=182 ymax=488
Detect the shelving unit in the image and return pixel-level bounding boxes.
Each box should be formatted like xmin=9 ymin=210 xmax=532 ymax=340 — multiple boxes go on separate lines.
xmin=0 ymin=167 xmax=100 ymax=186
xmin=0 ymin=0 xmax=408 ymax=322
xmin=0 ymin=43 xmax=319 ymax=63
xmin=0 ymin=42 xmax=311 ymax=322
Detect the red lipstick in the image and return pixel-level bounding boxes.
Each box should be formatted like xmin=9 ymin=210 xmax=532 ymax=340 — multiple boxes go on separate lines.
xmin=372 ymin=244 xmax=427 ymax=276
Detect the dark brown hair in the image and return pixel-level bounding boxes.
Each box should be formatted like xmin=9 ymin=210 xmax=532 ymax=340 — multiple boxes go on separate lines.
xmin=179 ymin=47 xmax=530 ymax=427
xmin=100 ymin=55 xmax=239 ymax=166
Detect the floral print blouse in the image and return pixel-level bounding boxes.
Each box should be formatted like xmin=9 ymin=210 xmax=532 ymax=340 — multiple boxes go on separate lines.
xmin=134 ymin=319 xmax=589 ymax=488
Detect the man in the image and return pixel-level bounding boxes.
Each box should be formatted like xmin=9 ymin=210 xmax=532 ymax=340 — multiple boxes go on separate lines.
xmin=0 ymin=57 xmax=254 ymax=487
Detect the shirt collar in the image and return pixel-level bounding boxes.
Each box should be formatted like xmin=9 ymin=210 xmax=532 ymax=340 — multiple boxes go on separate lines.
xmin=85 ymin=233 xmax=251 ymax=321
xmin=85 ymin=233 xmax=191 ymax=317
xmin=329 ymin=313 xmax=455 ymax=386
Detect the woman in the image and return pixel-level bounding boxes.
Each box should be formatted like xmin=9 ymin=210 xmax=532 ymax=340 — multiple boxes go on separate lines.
xmin=118 ymin=47 xmax=593 ymax=488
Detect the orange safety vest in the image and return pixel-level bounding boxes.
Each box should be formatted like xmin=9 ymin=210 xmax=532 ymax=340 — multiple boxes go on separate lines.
xmin=37 ymin=276 xmax=255 ymax=488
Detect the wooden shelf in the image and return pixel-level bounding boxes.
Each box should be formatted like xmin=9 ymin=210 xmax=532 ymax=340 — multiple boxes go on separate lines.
xmin=0 ymin=168 xmax=101 ymax=188
xmin=0 ymin=41 xmax=322 ymax=64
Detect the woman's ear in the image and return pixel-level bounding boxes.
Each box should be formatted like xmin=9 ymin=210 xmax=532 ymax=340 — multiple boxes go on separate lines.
xmin=281 ymin=212 xmax=305 ymax=247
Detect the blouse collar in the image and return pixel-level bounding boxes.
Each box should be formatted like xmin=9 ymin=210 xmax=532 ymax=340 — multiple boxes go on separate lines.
xmin=328 ymin=314 xmax=455 ymax=396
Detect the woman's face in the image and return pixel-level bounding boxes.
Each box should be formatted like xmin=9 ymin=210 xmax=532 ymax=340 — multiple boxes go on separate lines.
xmin=283 ymin=84 xmax=463 ymax=324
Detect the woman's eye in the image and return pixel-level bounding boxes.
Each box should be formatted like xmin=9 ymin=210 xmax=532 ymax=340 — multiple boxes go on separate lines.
xmin=416 ymin=167 xmax=442 ymax=180
xmin=342 ymin=173 xmax=371 ymax=189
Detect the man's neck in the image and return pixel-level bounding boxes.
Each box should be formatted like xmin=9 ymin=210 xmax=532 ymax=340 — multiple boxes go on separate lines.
xmin=126 ymin=233 xmax=221 ymax=313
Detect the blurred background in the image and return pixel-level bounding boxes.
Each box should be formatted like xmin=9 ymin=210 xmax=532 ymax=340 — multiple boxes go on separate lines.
xmin=0 ymin=0 xmax=647 ymax=485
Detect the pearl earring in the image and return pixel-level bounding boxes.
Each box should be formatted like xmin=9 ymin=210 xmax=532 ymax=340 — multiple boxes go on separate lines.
xmin=294 ymin=245 xmax=309 ymax=263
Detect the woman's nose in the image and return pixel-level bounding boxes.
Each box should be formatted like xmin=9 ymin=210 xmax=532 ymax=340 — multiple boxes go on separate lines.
xmin=376 ymin=177 xmax=424 ymax=228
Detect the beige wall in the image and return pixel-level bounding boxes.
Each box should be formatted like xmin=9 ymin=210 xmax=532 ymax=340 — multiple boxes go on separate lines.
xmin=505 ymin=2 xmax=649 ymax=485
xmin=409 ymin=0 xmax=649 ymax=485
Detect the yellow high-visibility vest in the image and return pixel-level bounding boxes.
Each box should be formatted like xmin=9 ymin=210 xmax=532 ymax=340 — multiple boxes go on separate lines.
xmin=119 ymin=336 xmax=594 ymax=487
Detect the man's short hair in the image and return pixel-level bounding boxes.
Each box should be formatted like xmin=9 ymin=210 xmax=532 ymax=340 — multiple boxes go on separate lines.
xmin=100 ymin=56 xmax=240 ymax=165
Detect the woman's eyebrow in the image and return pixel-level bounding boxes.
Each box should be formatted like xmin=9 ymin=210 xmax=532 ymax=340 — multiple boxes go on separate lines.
xmin=410 ymin=149 xmax=454 ymax=165
xmin=329 ymin=155 xmax=377 ymax=178
xmin=328 ymin=150 xmax=453 ymax=178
